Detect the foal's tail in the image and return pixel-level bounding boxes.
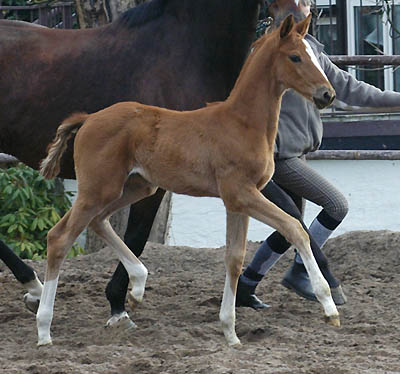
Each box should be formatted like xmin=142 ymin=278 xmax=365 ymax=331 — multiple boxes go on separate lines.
xmin=40 ymin=113 xmax=89 ymax=179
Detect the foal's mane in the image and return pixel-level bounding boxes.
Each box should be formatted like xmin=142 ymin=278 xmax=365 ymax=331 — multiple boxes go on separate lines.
xmin=116 ymin=0 xmax=168 ymax=29
xmin=229 ymin=31 xmax=272 ymax=91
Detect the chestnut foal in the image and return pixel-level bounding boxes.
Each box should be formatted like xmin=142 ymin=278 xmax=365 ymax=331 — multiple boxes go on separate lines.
xmin=38 ymin=14 xmax=338 ymax=347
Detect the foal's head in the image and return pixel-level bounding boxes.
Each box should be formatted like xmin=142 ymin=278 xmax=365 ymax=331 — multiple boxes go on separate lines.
xmin=267 ymin=14 xmax=335 ymax=109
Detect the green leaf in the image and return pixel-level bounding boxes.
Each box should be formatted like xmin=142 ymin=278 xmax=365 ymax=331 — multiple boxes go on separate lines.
xmin=37 ymin=219 xmax=45 ymax=231
xmin=0 ymin=164 xmax=79 ymax=259
xmin=7 ymin=224 xmax=17 ymax=233
xmin=31 ymin=218 xmax=38 ymax=231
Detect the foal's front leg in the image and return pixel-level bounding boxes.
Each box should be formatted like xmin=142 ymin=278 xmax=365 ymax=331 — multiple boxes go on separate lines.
xmin=247 ymin=188 xmax=339 ymax=326
xmin=220 ymin=211 xmax=249 ymax=346
xmin=221 ymin=183 xmax=339 ymax=327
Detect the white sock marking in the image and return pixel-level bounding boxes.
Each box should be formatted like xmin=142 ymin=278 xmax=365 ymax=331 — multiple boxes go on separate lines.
xmin=37 ymin=277 xmax=59 ymax=345
xmin=220 ymin=274 xmax=240 ymax=345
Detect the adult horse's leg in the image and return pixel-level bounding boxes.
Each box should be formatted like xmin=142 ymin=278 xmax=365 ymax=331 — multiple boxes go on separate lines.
xmin=105 ymin=189 xmax=166 ymax=325
xmin=220 ymin=211 xmax=249 ymax=346
xmin=0 ymin=239 xmax=43 ymax=312
xmin=124 ymin=190 xmax=167 ymax=257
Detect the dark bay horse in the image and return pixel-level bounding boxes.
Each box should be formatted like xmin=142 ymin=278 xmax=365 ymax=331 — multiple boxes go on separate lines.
xmin=37 ymin=14 xmax=338 ymax=346
xmin=0 ymin=0 xmax=263 ymax=325
xmin=1 ymin=0 xmax=343 ymax=330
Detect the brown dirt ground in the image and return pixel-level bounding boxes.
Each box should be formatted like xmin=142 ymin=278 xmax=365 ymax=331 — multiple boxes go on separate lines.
xmin=1 ymin=230 xmax=400 ymax=374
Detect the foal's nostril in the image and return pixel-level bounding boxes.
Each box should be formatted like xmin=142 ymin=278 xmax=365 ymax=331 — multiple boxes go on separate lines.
xmin=323 ymin=90 xmax=335 ymax=105
xmin=324 ymin=91 xmax=332 ymax=102
xmin=314 ymin=87 xmax=335 ymax=109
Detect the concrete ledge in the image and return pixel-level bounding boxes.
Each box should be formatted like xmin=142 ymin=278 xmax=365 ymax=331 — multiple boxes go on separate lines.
xmin=306 ymin=150 xmax=400 ymax=160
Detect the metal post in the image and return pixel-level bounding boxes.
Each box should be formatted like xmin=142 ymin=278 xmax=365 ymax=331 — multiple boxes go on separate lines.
xmin=336 ymin=0 xmax=347 ymax=55
xmin=63 ymin=4 xmax=72 ymax=29
xmin=38 ymin=5 xmax=48 ymax=26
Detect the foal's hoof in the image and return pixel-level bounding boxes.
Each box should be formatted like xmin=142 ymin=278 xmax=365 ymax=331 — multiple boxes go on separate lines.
xmin=324 ymin=315 xmax=341 ymax=327
xmin=24 ymin=293 xmax=40 ymax=314
xmin=105 ymin=311 xmax=137 ymax=330
xmin=228 ymin=337 xmax=242 ymax=347
xmin=37 ymin=339 xmax=52 ymax=347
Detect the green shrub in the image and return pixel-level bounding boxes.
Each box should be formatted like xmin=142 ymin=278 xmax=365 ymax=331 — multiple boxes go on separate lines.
xmin=0 ymin=163 xmax=84 ymax=259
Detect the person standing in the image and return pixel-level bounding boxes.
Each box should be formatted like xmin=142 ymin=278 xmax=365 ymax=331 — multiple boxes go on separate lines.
xmin=236 ymin=0 xmax=400 ymax=308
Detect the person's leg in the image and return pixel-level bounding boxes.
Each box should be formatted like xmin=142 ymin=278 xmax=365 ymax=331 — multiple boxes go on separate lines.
xmin=278 ymin=183 xmax=305 ymax=218
xmin=236 ymin=180 xmax=341 ymax=309
xmin=273 ymin=157 xmax=348 ymax=304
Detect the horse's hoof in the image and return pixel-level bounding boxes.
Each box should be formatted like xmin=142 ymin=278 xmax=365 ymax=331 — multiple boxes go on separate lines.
xmin=24 ymin=293 xmax=40 ymax=314
xmin=324 ymin=315 xmax=341 ymax=327
xmin=37 ymin=339 xmax=52 ymax=347
xmin=127 ymin=293 xmax=141 ymax=311
xmin=227 ymin=337 xmax=241 ymax=347
xmin=105 ymin=311 xmax=137 ymax=330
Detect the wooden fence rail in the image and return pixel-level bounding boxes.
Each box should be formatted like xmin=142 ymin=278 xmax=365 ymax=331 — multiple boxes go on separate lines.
xmin=329 ymin=55 xmax=400 ymax=67
xmin=0 ymin=2 xmax=75 ymax=29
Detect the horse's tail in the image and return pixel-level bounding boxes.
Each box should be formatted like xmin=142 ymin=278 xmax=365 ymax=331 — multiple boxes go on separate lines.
xmin=40 ymin=113 xmax=89 ymax=179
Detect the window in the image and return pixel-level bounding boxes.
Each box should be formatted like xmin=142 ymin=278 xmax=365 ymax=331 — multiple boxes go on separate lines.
xmin=315 ymin=1 xmax=400 ymax=92
xmin=347 ymin=0 xmax=400 ymax=91
xmin=315 ymin=3 xmax=340 ymax=55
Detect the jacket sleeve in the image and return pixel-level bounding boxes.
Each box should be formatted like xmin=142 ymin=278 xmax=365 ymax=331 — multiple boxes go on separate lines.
xmin=320 ymin=53 xmax=400 ymax=107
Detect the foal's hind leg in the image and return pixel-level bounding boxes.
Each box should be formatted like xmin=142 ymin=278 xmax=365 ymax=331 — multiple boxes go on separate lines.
xmin=105 ymin=189 xmax=166 ymax=322
xmin=89 ymin=175 xmax=157 ymax=326
xmin=37 ymin=203 xmax=99 ymax=346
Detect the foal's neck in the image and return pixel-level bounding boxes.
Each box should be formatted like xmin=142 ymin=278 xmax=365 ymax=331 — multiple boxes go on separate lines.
xmin=225 ymin=37 xmax=284 ymax=149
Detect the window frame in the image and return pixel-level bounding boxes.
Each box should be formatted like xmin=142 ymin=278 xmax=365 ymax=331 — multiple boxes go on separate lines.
xmin=346 ymin=0 xmax=400 ymax=90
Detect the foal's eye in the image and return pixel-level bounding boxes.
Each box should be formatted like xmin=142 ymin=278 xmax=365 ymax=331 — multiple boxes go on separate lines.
xmin=289 ymin=55 xmax=301 ymax=63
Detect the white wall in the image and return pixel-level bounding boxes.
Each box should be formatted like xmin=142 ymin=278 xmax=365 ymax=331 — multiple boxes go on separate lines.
xmin=169 ymin=159 xmax=400 ymax=248
xmin=64 ymin=160 xmax=400 ymax=248
xmin=63 ymin=179 xmax=87 ymax=247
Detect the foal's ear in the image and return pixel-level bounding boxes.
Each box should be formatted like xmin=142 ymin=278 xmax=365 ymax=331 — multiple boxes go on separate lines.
xmin=279 ymin=14 xmax=295 ymax=39
xmin=296 ymin=14 xmax=312 ymax=37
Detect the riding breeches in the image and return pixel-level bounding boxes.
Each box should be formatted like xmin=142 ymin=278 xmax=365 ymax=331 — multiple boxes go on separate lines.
xmin=272 ymin=156 xmax=349 ymax=222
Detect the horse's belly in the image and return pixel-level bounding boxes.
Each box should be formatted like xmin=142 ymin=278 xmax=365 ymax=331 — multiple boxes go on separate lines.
xmin=130 ymin=164 xmax=219 ymax=198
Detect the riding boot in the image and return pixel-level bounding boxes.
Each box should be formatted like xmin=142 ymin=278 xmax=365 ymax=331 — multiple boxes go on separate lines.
xmin=282 ymin=259 xmax=317 ymax=301
xmin=236 ymin=277 xmax=269 ymax=310
xmin=281 ymin=258 xmax=347 ymax=305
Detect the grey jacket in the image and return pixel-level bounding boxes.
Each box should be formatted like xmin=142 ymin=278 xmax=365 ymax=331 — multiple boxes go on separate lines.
xmin=274 ymin=35 xmax=400 ymax=160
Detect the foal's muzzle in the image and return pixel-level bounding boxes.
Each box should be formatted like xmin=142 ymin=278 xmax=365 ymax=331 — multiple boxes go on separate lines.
xmin=313 ymin=86 xmax=336 ymax=110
